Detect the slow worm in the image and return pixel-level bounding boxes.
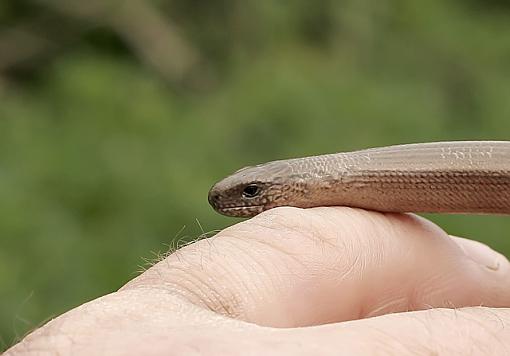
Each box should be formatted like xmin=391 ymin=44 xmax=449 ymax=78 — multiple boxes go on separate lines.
xmin=208 ymin=141 xmax=510 ymax=217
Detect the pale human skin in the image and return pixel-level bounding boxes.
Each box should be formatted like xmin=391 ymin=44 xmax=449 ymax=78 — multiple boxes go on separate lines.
xmin=6 ymin=207 xmax=510 ymax=355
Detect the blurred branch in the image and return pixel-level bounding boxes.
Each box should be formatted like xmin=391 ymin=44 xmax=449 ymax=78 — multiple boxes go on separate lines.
xmin=42 ymin=0 xmax=201 ymax=84
xmin=0 ymin=23 xmax=57 ymax=72
xmin=0 ymin=0 xmax=201 ymax=85
xmin=0 ymin=9 xmax=101 ymax=74
xmin=111 ymin=0 xmax=200 ymax=83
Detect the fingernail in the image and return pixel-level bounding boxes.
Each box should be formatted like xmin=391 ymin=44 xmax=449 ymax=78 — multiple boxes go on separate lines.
xmin=453 ymin=237 xmax=502 ymax=271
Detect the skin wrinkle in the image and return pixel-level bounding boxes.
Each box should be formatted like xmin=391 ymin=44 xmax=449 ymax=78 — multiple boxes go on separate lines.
xmin=481 ymin=308 xmax=510 ymax=354
xmin=356 ymin=308 xmax=510 ymax=354
xmin=204 ymin=240 xmax=267 ymax=319
xmin=249 ymin=207 xmax=324 ymax=236
xmin=375 ymin=213 xmax=441 ymax=259
xmin=285 ymin=209 xmax=360 ymax=283
xmin=165 ymin=239 xmax=253 ymax=315
xmin=240 ymin=210 xmax=370 ymax=291
xmin=363 ymin=215 xmax=390 ymax=268
xmin=458 ymin=262 xmax=493 ymax=304
xmin=364 ymin=296 xmax=408 ymax=319
xmin=406 ymin=312 xmax=438 ymax=347
xmin=352 ymin=214 xmax=412 ymax=315
xmin=203 ymin=209 xmax=374 ymax=326
xmin=142 ymin=232 xmax=297 ymax=321
xmin=130 ymin=236 xmax=257 ymax=321
xmin=406 ymin=279 xmax=423 ymax=313
xmin=246 ymin=208 xmax=357 ymax=272
xmin=453 ymin=236 xmax=503 ymax=272
xmin=390 ymin=219 xmax=471 ymax=302
xmin=224 ymin=233 xmax=287 ymax=276
xmin=410 ymin=267 xmax=452 ymax=309
xmin=41 ymin=315 xmax=83 ymax=352
xmin=248 ymin=209 xmax=448 ymax=320
xmin=339 ymin=211 xmax=386 ymax=270
xmin=412 ymin=312 xmax=459 ymax=356
xmin=325 ymin=212 xmax=409 ymax=319
xmin=230 ymin=232 xmax=294 ymax=272
xmin=196 ymin=245 xmax=246 ymax=317
xmin=367 ymin=228 xmax=460 ymax=315
xmin=415 ymin=261 xmax=464 ymax=310
xmin=198 ymin=234 xmax=226 ymax=269
xmin=365 ymin=308 xmax=508 ymax=355
xmin=149 ymin=262 xmax=240 ymax=318
xmin=18 ymin=296 xmax=121 ymax=355
xmin=308 ymin=218 xmax=338 ymax=249
xmin=221 ymin=234 xmax=317 ymax=324
xmin=296 ymin=208 xmax=343 ymax=248
xmin=262 ymin=209 xmax=506 ymax=320
xmin=232 ymin=225 xmax=309 ymax=269
xmin=136 ymin=288 xmax=244 ymax=329
xmin=464 ymin=317 xmax=505 ymax=355
xmin=364 ymin=324 xmax=430 ymax=356
xmin=312 ymin=208 xmax=379 ymax=248
xmin=184 ymin=269 xmax=242 ymax=318
xmin=453 ymin=309 xmax=509 ymax=353
xmin=380 ymin=237 xmax=419 ymax=313
xmin=248 ymin=210 xmax=311 ymax=241
xmin=220 ymin=238 xmax=280 ymax=308
xmin=154 ymin=265 xmax=215 ymax=308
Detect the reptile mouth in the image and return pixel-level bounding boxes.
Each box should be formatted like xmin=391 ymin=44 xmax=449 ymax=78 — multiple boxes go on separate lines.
xmin=218 ymin=205 xmax=264 ymax=217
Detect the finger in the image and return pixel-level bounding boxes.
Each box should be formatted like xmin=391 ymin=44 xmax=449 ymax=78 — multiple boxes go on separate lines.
xmin=8 ymin=288 xmax=510 ymax=355
xmin=450 ymin=235 xmax=506 ymax=272
xmin=125 ymin=207 xmax=510 ymax=327
xmin=281 ymin=307 xmax=510 ymax=355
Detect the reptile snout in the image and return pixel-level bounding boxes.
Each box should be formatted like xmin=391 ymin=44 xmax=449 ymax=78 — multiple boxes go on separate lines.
xmin=208 ymin=188 xmax=221 ymax=208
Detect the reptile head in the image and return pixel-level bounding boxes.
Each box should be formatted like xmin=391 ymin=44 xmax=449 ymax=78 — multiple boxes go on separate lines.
xmin=208 ymin=160 xmax=307 ymax=217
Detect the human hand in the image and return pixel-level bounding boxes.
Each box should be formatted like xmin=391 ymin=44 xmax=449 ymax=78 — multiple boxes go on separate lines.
xmin=7 ymin=207 xmax=510 ymax=355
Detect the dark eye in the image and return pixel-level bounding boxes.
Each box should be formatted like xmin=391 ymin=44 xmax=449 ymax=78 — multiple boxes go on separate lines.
xmin=242 ymin=184 xmax=260 ymax=198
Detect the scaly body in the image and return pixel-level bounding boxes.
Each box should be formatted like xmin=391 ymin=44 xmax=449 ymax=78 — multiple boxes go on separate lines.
xmin=208 ymin=141 xmax=510 ymax=217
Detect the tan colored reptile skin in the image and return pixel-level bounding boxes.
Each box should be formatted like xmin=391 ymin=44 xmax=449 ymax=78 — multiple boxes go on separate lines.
xmin=208 ymin=141 xmax=510 ymax=217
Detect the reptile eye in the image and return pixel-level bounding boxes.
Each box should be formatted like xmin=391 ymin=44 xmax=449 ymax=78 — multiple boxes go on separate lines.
xmin=242 ymin=184 xmax=260 ymax=198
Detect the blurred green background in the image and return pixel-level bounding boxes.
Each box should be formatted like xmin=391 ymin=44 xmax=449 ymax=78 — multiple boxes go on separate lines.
xmin=1 ymin=0 xmax=510 ymax=349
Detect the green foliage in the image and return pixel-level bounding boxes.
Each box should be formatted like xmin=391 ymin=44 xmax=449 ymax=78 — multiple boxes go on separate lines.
xmin=1 ymin=0 xmax=510 ymax=349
